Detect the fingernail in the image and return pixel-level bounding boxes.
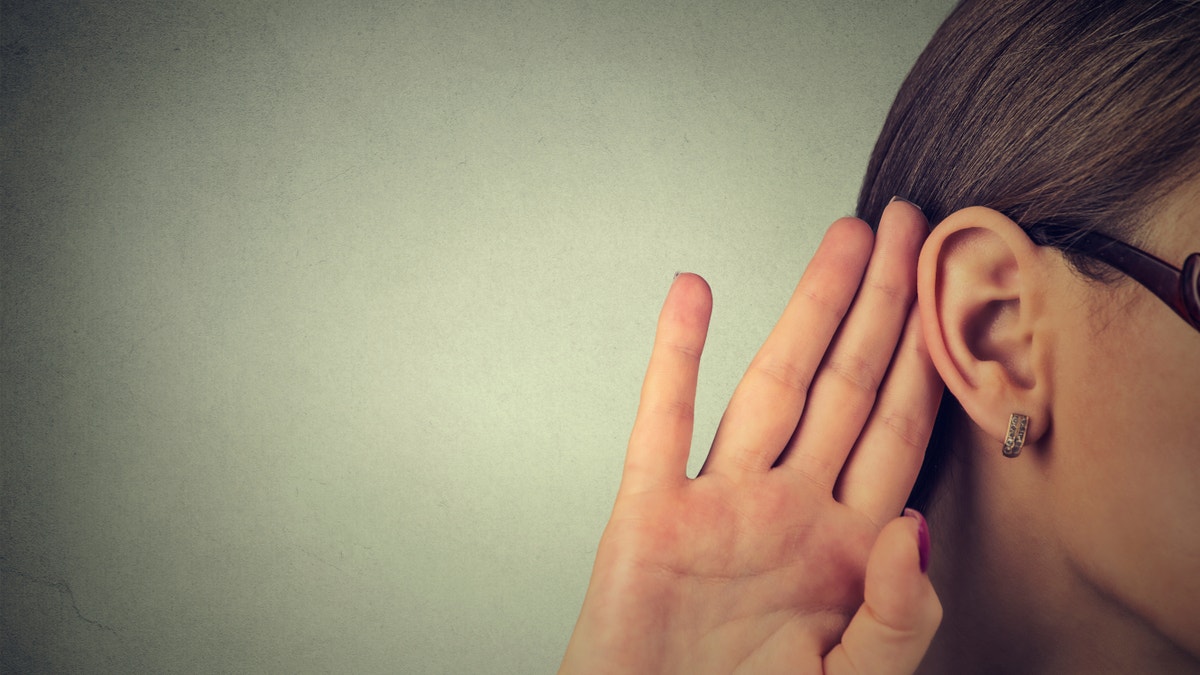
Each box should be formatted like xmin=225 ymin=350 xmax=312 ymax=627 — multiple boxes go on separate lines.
xmin=904 ymin=508 xmax=931 ymax=573
xmin=673 ymin=271 xmax=682 ymax=280
xmin=889 ymin=195 xmax=923 ymax=212
xmin=889 ymin=196 xmax=934 ymax=231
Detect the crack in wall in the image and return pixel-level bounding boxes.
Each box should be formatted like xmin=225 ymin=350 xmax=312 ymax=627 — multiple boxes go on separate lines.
xmin=2 ymin=566 xmax=119 ymax=636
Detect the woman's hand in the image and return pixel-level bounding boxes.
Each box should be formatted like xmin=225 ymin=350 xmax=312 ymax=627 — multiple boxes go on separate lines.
xmin=559 ymin=200 xmax=943 ymax=675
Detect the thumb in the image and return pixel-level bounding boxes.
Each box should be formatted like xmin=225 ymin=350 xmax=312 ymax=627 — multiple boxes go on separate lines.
xmin=824 ymin=509 xmax=942 ymax=675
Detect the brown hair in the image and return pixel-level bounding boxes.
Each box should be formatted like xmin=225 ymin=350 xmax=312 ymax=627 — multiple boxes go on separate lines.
xmin=855 ymin=0 xmax=1200 ymax=512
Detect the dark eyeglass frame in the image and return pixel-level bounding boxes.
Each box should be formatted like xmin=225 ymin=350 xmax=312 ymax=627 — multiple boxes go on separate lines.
xmin=1028 ymin=224 xmax=1200 ymax=332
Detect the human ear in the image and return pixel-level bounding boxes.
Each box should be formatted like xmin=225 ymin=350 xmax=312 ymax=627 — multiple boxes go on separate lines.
xmin=916 ymin=207 xmax=1052 ymax=448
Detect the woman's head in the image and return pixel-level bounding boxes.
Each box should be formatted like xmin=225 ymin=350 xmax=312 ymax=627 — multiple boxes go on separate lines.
xmin=856 ymin=0 xmax=1200 ymax=661
xmin=858 ymin=0 xmax=1200 ymax=509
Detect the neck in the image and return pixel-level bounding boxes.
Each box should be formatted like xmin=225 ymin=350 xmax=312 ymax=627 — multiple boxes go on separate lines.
xmin=914 ymin=424 xmax=1200 ymax=675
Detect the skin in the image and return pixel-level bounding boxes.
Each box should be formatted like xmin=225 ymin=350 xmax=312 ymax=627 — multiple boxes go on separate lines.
xmin=916 ymin=176 xmax=1200 ymax=674
xmin=559 ymin=200 xmax=944 ymax=675
xmin=558 ymin=175 xmax=1199 ymax=674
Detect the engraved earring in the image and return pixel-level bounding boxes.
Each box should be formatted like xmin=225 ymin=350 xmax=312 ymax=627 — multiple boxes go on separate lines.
xmin=1002 ymin=413 xmax=1029 ymax=458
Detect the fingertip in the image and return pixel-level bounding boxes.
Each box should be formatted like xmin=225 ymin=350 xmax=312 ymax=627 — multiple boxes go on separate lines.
xmin=866 ymin=515 xmax=936 ymax=626
xmin=665 ymin=272 xmax=713 ymax=322
xmin=903 ymin=508 xmax=931 ymax=574
xmin=888 ymin=195 xmax=924 ymax=213
xmin=814 ymin=217 xmax=875 ymax=275
xmin=882 ymin=197 xmax=932 ymax=240
xmin=671 ymin=271 xmax=710 ymax=292
xmin=828 ymin=215 xmax=875 ymax=244
xmin=888 ymin=510 xmax=931 ymax=579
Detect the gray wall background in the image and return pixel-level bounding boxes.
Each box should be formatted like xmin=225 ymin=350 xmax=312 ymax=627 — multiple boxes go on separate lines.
xmin=1 ymin=1 xmax=954 ymax=672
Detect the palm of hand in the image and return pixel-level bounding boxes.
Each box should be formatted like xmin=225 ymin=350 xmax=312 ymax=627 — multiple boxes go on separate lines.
xmin=591 ymin=476 xmax=876 ymax=673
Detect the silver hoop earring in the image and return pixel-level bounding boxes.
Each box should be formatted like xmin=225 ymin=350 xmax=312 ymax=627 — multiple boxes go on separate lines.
xmin=1002 ymin=413 xmax=1029 ymax=458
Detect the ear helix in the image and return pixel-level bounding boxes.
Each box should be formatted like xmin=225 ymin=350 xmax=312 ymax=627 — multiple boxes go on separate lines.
xmin=1002 ymin=413 xmax=1029 ymax=458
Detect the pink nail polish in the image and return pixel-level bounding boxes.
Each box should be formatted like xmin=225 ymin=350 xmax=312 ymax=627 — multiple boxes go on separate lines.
xmin=904 ymin=508 xmax=931 ymax=573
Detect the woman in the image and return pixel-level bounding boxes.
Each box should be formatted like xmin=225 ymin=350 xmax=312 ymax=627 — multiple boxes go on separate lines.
xmin=560 ymin=0 xmax=1200 ymax=673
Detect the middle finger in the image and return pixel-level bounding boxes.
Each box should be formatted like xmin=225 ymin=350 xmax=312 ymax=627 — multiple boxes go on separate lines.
xmin=699 ymin=217 xmax=874 ymax=477
xmin=777 ymin=199 xmax=928 ymax=488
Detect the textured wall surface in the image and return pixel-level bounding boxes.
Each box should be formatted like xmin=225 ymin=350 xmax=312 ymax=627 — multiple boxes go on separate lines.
xmin=1 ymin=1 xmax=954 ymax=672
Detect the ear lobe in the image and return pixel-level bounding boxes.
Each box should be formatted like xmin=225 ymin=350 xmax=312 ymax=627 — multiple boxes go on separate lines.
xmin=917 ymin=207 xmax=1052 ymax=448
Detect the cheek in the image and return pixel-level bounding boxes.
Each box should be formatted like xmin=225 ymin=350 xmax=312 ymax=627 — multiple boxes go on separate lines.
xmin=1050 ymin=299 xmax=1200 ymax=653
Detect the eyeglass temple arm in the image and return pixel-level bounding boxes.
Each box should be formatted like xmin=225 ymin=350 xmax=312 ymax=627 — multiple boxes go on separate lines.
xmin=1063 ymin=230 xmax=1198 ymax=327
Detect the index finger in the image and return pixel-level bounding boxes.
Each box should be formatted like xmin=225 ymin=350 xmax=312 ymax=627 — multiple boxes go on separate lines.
xmin=621 ymin=273 xmax=713 ymax=494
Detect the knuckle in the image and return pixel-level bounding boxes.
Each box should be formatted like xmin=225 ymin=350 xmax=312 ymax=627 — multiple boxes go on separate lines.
xmin=798 ymin=284 xmax=846 ymax=320
xmin=900 ymin=327 xmax=930 ymax=361
xmin=649 ymin=398 xmax=695 ymax=423
xmin=880 ymin=410 xmax=928 ymax=451
xmin=781 ymin=453 xmax=838 ymax=491
xmin=727 ymin=448 xmax=772 ymax=476
xmin=825 ymin=353 xmax=881 ymax=394
xmin=863 ymin=275 xmax=909 ymax=305
xmin=752 ymin=356 xmax=814 ymax=394
xmin=661 ymin=338 xmax=703 ymax=362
